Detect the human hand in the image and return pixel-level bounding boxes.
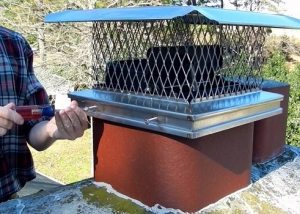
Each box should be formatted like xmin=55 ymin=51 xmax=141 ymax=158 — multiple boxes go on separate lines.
xmin=0 ymin=103 xmax=24 ymax=136
xmin=46 ymin=100 xmax=89 ymax=140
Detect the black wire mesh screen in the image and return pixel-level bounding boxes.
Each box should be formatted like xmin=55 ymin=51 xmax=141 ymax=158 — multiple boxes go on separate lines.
xmin=91 ymin=18 xmax=266 ymax=103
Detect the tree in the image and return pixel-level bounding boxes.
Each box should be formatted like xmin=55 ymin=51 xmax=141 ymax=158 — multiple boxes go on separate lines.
xmin=0 ymin=0 xmax=172 ymax=88
xmin=229 ymin=0 xmax=283 ymax=12
xmin=171 ymin=0 xmax=224 ymax=8
xmin=0 ymin=0 xmax=99 ymax=87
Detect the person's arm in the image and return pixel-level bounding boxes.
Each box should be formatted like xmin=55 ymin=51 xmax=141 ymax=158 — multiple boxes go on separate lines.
xmin=18 ymin=37 xmax=88 ymax=150
xmin=28 ymin=100 xmax=89 ymax=151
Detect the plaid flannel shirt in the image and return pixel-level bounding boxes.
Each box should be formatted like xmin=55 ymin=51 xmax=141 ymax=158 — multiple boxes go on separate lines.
xmin=0 ymin=26 xmax=49 ymax=202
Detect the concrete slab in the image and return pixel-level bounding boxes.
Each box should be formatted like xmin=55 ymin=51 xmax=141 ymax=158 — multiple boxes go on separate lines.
xmin=0 ymin=145 xmax=299 ymax=214
xmin=18 ymin=172 xmax=63 ymax=198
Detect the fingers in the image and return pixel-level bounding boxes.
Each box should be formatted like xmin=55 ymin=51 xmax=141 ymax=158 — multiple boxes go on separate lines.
xmin=68 ymin=109 xmax=84 ymax=137
xmin=60 ymin=109 xmax=78 ymax=140
xmin=0 ymin=118 xmax=14 ymax=130
xmin=0 ymin=127 xmax=8 ymax=136
xmin=2 ymin=103 xmax=24 ymax=125
xmin=70 ymin=103 xmax=89 ymax=130
xmin=53 ymin=110 xmax=73 ymax=140
xmin=0 ymin=103 xmax=24 ymax=136
xmin=54 ymin=104 xmax=88 ymax=140
xmin=0 ymin=103 xmax=24 ymax=126
xmin=5 ymin=102 xmax=15 ymax=110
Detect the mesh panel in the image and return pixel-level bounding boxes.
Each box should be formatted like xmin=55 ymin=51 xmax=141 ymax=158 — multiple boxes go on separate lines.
xmin=91 ymin=17 xmax=266 ymax=103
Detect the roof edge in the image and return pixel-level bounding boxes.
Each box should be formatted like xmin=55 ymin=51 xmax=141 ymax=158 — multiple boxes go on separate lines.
xmin=45 ymin=6 xmax=300 ymax=29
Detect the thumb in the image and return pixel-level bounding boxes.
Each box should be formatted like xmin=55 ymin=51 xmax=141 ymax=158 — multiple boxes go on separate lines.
xmin=5 ymin=102 xmax=16 ymax=110
xmin=70 ymin=100 xmax=78 ymax=108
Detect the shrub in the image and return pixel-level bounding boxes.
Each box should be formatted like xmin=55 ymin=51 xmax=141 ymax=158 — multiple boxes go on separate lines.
xmin=262 ymin=50 xmax=289 ymax=81
xmin=286 ymin=64 xmax=300 ymax=146
xmin=262 ymin=51 xmax=300 ymax=147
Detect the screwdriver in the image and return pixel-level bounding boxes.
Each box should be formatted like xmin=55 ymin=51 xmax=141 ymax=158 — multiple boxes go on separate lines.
xmin=15 ymin=105 xmax=55 ymax=120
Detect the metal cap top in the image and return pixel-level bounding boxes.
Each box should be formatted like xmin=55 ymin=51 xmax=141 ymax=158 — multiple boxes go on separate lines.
xmin=45 ymin=6 xmax=300 ymax=29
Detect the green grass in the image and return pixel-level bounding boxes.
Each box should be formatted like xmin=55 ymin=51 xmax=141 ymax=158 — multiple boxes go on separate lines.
xmin=30 ymin=129 xmax=92 ymax=184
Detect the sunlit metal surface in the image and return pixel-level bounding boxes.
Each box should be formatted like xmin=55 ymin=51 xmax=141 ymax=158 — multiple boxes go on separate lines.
xmin=70 ymin=89 xmax=282 ymax=138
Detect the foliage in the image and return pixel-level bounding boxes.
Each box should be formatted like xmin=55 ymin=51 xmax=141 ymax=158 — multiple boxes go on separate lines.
xmin=171 ymin=0 xmax=223 ymax=7
xmin=286 ymin=64 xmax=300 ymax=146
xmin=264 ymin=35 xmax=300 ymax=62
xmin=0 ymin=0 xmax=97 ymax=87
xmin=262 ymin=51 xmax=289 ymax=82
xmin=262 ymin=50 xmax=300 ymax=147
xmin=229 ymin=0 xmax=283 ymax=11
xmin=171 ymin=0 xmax=281 ymax=9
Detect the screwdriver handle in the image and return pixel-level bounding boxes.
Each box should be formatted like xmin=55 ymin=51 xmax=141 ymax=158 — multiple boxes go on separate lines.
xmin=16 ymin=105 xmax=55 ymax=120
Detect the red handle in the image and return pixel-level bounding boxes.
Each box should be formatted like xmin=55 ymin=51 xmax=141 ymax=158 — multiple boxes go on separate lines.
xmin=15 ymin=105 xmax=54 ymax=120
